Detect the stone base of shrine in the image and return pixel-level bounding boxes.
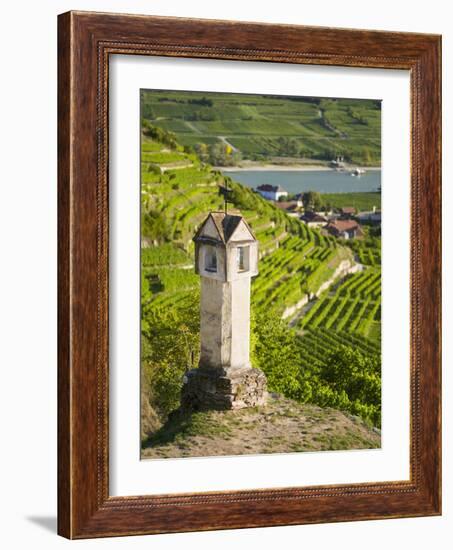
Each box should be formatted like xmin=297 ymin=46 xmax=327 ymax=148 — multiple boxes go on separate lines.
xmin=181 ymin=365 xmax=268 ymax=411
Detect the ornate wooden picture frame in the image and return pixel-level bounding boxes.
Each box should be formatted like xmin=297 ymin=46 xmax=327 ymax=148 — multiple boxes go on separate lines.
xmin=58 ymin=11 xmax=441 ymax=539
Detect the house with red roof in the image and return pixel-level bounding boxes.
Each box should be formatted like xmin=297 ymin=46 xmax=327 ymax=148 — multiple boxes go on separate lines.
xmin=339 ymin=206 xmax=356 ymax=218
xmin=274 ymin=201 xmax=302 ymax=217
xmin=326 ymin=219 xmax=364 ymax=240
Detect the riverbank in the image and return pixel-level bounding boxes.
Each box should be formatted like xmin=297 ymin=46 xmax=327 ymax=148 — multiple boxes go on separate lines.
xmin=215 ymin=161 xmax=381 ymax=173
xmin=217 ymin=164 xmax=330 ymax=172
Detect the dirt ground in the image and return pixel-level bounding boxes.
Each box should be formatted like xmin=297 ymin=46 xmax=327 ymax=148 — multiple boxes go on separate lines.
xmin=141 ymin=394 xmax=380 ymax=459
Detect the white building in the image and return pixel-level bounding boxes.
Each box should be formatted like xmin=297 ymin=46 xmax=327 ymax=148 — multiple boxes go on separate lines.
xmin=256 ymin=184 xmax=288 ymax=201
xmin=356 ymin=207 xmax=381 ymax=225
xmin=300 ymin=211 xmax=328 ymax=228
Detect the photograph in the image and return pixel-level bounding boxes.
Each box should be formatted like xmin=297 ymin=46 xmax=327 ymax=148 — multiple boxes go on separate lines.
xmin=48 ymin=5 xmax=442 ymax=542
xmin=140 ymin=89 xmax=382 ymax=459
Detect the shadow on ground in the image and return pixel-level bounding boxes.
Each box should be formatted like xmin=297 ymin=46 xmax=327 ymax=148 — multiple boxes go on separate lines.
xmin=142 ymin=408 xmax=213 ymax=449
xmin=26 ymin=516 xmax=57 ymax=534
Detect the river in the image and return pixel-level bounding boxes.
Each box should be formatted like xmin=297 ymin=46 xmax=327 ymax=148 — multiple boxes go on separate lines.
xmin=223 ymin=169 xmax=381 ymax=194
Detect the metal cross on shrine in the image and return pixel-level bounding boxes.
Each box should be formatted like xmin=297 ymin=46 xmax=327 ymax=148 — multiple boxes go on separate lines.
xmin=224 ymin=178 xmax=233 ymax=214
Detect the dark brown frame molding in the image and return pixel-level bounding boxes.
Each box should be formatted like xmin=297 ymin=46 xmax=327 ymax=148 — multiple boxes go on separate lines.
xmin=58 ymin=10 xmax=442 ymax=539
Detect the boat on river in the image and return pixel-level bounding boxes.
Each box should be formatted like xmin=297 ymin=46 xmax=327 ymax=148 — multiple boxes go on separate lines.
xmin=351 ymin=167 xmax=366 ymax=176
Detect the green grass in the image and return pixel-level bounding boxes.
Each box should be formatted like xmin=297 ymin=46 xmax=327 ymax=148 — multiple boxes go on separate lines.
xmin=143 ymin=409 xmax=234 ymax=448
xmin=320 ymin=192 xmax=381 ymax=211
xmin=311 ymin=431 xmax=380 ymax=451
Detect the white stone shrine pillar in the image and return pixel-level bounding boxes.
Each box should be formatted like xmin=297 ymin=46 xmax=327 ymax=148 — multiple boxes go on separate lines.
xmin=181 ymin=211 xmax=267 ymax=410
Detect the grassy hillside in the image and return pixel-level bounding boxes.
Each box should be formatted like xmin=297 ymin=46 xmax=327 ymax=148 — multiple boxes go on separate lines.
xmin=140 ymin=125 xmax=382 ymax=449
xmin=142 ymin=395 xmax=380 ymax=458
xmin=141 ymin=90 xmax=381 ymax=166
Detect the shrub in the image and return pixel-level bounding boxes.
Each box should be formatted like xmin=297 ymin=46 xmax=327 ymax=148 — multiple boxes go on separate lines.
xmin=317 ymin=345 xmax=381 ymax=426
xmin=141 ymin=295 xmax=200 ymax=420
xmin=142 ymin=120 xmax=179 ymax=149
xmin=252 ymin=312 xmax=303 ymax=400
xmin=142 ymin=209 xmax=170 ymax=243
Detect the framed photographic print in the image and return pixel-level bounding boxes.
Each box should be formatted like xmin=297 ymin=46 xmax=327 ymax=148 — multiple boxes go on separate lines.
xmin=58 ymin=11 xmax=441 ymax=538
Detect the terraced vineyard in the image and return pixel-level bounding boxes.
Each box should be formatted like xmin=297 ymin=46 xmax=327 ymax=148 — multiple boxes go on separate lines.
xmin=140 ymin=124 xmax=381 ymax=328
xmin=253 ymin=238 xmax=320 ymax=313
xmin=347 ymin=238 xmax=382 ymax=266
xmin=141 ymin=90 xmax=381 ymax=165
xmin=356 ymin=247 xmax=381 ymax=266
xmin=140 ymin=123 xmax=382 ymax=432
xmin=252 ymin=240 xmax=354 ymax=317
xmin=297 ymin=328 xmax=380 ymax=371
xmin=140 ymin=127 xmax=345 ymax=319
xmin=299 ymin=268 xmax=381 ymax=342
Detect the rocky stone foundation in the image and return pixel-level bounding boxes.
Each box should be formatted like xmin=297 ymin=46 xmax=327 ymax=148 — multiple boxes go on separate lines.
xmin=181 ymin=366 xmax=267 ymax=411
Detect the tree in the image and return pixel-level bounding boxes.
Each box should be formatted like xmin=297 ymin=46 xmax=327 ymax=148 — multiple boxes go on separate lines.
xmin=194 ymin=143 xmax=209 ymax=162
xmin=142 ymin=121 xmax=178 ymax=149
xmin=230 ymin=150 xmax=242 ymax=166
xmin=252 ymin=312 xmax=304 ymax=399
xmin=207 ymin=143 xmax=225 ymax=165
xmin=183 ymin=144 xmax=195 ymax=155
xmin=317 ymin=345 xmax=381 ymax=426
xmin=188 ymin=96 xmax=213 ymax=107
xmin=208 ymin=143 xmax=242 ymax=166
xmin=228 ymin=181 xmax=258 ymax=210
xmin=302 ymin=190 xmax=322 ymax=211
xmin=141 ymin=293 xmax=201 ymax=419
xmin=362 ymin=147 xmax=373 ymax=165
xmin=140 ymin=272 xmax=153 ymax=333
xmin=369 ymin=225 xmax=381 ymax=237
xmin=142 ymin=104 xmax=154 ymax=120
xmin=142 ymin=209 xmax=170 ymax=243
xmin=277 ymin=136 xmax=300 ymax=157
